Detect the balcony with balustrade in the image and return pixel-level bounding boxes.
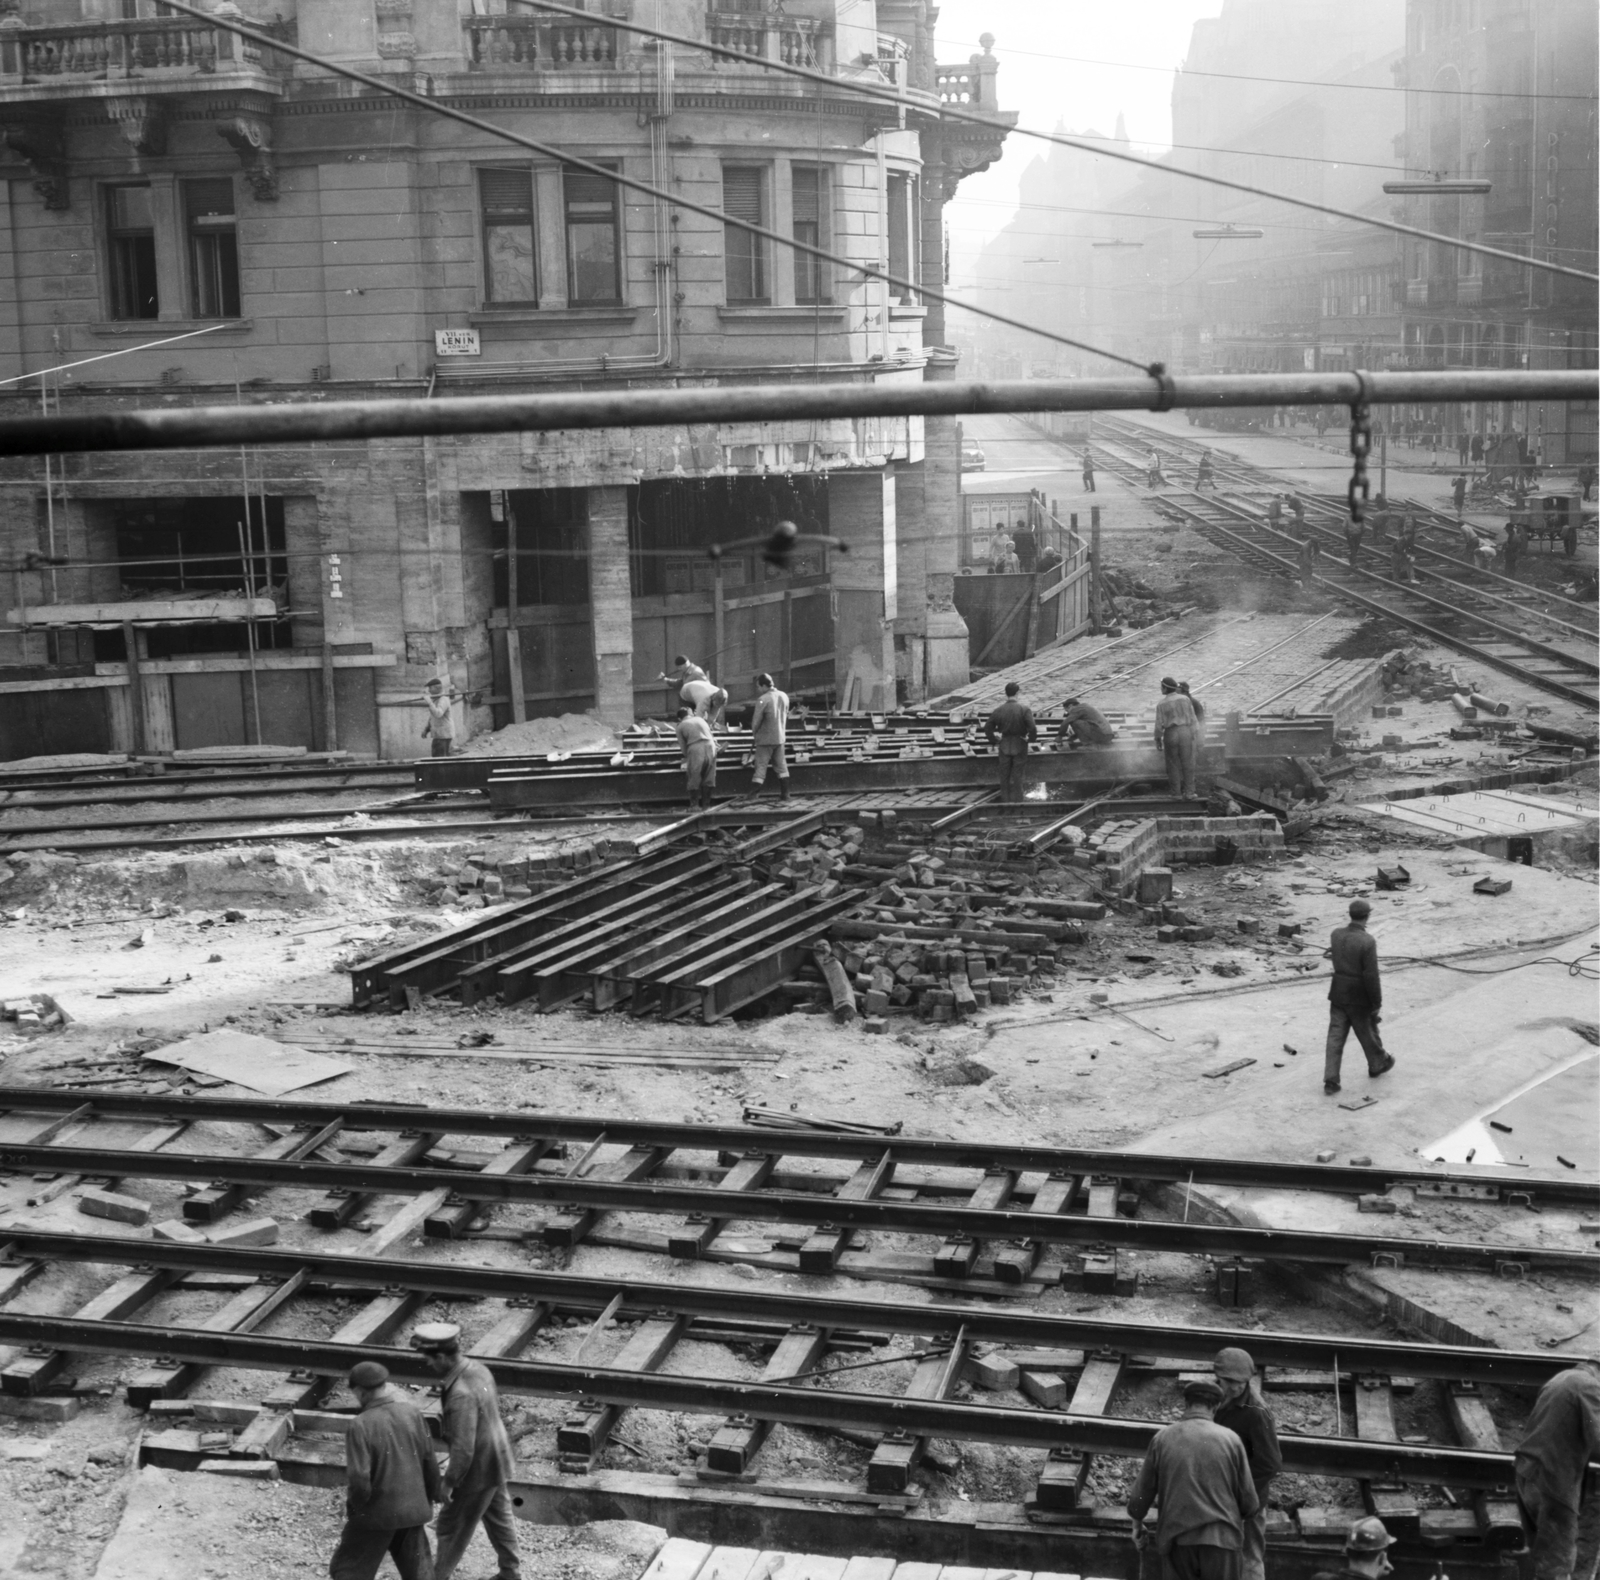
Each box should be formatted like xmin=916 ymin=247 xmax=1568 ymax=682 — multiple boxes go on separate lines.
xmin=0 ymin=12 xmax=284 ymax=107
xmin=463 ymin=13 xmax=625 ymax=72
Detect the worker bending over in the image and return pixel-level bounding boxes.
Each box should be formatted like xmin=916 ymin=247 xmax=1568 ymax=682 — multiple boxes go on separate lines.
xmin=675 ymin=706 xmax=718 ymax=809
xmin=1515 ymin=1362 xmax=1600 ymax=1580
xmin=659 ymin=654 xmax=727 ymax=726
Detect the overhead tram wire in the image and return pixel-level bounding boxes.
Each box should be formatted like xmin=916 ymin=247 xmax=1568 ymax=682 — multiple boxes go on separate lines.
xmin=518 ymin=0 xmax=1598 ymax=288
xmin=155 ymin=0 xmax=1148 ymax=378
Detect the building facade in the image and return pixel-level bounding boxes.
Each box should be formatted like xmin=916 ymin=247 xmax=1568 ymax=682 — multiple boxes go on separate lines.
xmin=0 ymin=0 xmax=1012 ymax=761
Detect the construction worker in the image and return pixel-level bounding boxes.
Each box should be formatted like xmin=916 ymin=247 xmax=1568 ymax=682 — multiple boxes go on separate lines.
xmin=984 ymin=680 xmax=1037 ymax=803
xmin=750 ymin=671 xmax=791 ymax=801
xmin=1056 ymin=695 xmax=1115 ymax=748
xmin=331 ymin=1360 xmax=441 ymax=1580
xmin=1289 ymin=494 xmax=1306 ymax=533
xmin=1266 ymin=496 xmax=1283 ymax=532
xmin=1368 ymin=493 xmax=1389 ymax=542
xmin=1147 ymin=448 xmax=1166 ymax=488
xmin=1297 ymin=535 xmax=1321 ymax=583
xmin=1503 ymin=521 xmax=1523 ymax=579
xmin=1313 ymin=1518 xmax=1398 ymax=1580
xmin=659 ymin=655 xmax=726 ymax=726
xmin=421 ymin=677 xmax=469 ymax=759
xmin=1513 ymin=1361 xmax=1600 ymax=1580
xmin=1213 ymin=1348 xmax=1282 ymax=1580
xmin=1324 ymin=898 xmax=1395 ymax=1095
xmin=1345 ymin=514 xmax=1365 ymax=568
xmin=1128 ymin=1376 xmax=1260 ymax=1580
xmin=1155 ymin=676 xmax=1200 ymax=798
xmin=1081 ymin=450 xmax=1096 ymax=492
xmin=1196 ymin=450 xmax=1216 ymax=489
xmin=413 ymin=1322 xmax=523 ymax=1580
xmin=675 ymin=705 xmax=717 ymax=810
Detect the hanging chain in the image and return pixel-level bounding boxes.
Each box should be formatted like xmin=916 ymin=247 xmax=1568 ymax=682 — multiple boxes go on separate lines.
xmin=1347 ymin=402 xmax=1372 ymax=524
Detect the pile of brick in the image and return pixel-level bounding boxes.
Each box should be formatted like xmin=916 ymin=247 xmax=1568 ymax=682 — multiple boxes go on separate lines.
xmin=1082 ymin=813 xmax=1284 ymax=894
xmin=423 ymin=836 xmax=618 ymax=907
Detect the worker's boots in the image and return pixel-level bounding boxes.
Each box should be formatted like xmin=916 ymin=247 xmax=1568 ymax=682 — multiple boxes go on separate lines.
xmin=778 ymin=778 xmax=790 ymax=801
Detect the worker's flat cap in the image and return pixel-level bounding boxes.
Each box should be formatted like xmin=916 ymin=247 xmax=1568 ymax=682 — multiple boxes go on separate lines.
xmin=349 ymin=1361 xmax=389 ymax=1390
xmin=1160 ymin=676 xmax=1179 ymax=691
xmin=1182 ymin=1377 xmax=1225 ymax=1403
xmin=411 ymin=1322 xmax=462 ymax=1352
xmin=1348 ymin=898 xmax=1372 ymax=918
xmin=1213 ymin=1347 xmax=1255 ymax=1381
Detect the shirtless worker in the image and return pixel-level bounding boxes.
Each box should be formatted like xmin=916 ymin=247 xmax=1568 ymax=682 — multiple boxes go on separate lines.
xmin=1155 ymin=676 xmax=1200 ymax=798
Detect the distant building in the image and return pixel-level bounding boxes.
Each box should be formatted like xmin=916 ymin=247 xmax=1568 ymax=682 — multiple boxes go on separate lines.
xmin=1394 ymin=0 xmax=1597 ymax=463
xmin=0 ymin=0 xmax=1013 ymax=761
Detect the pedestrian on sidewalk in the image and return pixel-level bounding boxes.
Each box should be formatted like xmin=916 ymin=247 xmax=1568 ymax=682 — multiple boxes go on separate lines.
xmin=750 ymin=671 xmax=792 ymax=801
xmin=1323 ymin=898 xmax=1395 ymax=1094
xmin=1457 ymin=431 xmax=1470 ymax=468
xmin=1213 ymin=1348 xmax=1282 ymax=1580
xmin=1513 ymin=1361 xmax=1600 ymax=1580
xmin=1128 ymin=1376 xmax=1260 ymax=1580
xmin=1313 ymin=1518 xmax=1398 ymax=1580
xmin=1155 ymin=676 xmax=1200 ymax=798
xmin=674 ymin=706 xmax=718 ymax=810
xmin=985 ymin=680 xmax=1037 ymax=803
xmin=330 ymin=1361 xmax=441 ymax=1580
xmin=1081 ymin=451 xmax=1097 ymax=492
xmin=1471 ymin=431 xmax=1485 ymax=471
xmin=413 ymin=1324 xmax=522 ymax=1580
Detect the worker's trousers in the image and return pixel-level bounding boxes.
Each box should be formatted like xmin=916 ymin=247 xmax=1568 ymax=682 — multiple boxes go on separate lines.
xmin=329 ymin=1523 xmax=434 ymax=1580
xmin=1517 ymin=1467 xmax=1600 ymax=1580
xmin=433 ymin=1481 xmax=522 ymax=1580
xmin=998 ymin=750 xmax=1027 ymax=803
xmin=1323 ymin=1007 xmax=1388 ymax=1084
xmin=1161 ymin=725 xmax=1197 ymax=797
xmin=1159 ymin=1543 xmax=1240 ymax=1580
xmin=1240 ymin=1506 xmax=1266 ymax=1580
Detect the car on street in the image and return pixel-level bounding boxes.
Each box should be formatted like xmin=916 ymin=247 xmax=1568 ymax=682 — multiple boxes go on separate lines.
xmin=960 ymin=438 xmax=986 ymax=472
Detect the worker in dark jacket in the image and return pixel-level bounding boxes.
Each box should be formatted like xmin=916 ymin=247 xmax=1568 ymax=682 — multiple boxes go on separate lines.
xmin=985 ymin=681 xmax=1037 ymax=803
xmin=332 ymin=1360 xmax=441 ymax=1580
xmin=1324 ymin=898 xmax=1395 ymax=1094
xmin=1057 ymin=695 xmax=1115 ymax=748
xmin=414 ymin=1323 xmax=522 ymax=1580
xmin=1514 ymin=1362 xmax=1600 ymax=1580
xmin=1154 ymin=676 xmax=1200 ymax=797
xmin=1312 ymin=1517 xmax=1398 ymax=1580
xmin=1213 ymin=1348 xmax=1283 ymax=1580
xmin=1128 ymin=1377 xmax=1260 ymax=1580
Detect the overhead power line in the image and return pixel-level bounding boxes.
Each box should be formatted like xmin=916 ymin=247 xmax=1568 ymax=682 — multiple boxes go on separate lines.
xmin=158 ymin=0 xmax=1146 ymax=375
xmin=522 ymin=0 xmax=1598 ymax=287
xmin=939 ymin=36 xmax=1597 ymax=103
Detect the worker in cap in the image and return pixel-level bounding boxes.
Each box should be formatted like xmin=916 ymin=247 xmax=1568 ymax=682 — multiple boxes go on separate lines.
xmin=1056 ymin=694 xmax=1115 ymax=749
xmin=1311 ymin=1517 xmax=1398 ymax=1580
xmin=330 ymin=1360 xmax=440 ymax=1580
xmin=1128 ymin=1374 xmax=1260 ymax=1580
xmin=1154 ymin=676 xmax=1201 ymax=799
xmin=1513 ymin=1360 xmax=1600 ymax=1580
xmin=412 ymin=1323 xmax=522 ymax=1580
xmin=1324 ymin=897 xmax=1395 ymax=1095
xmin=985 ymin=681 xmax=1038 ymax=803
xmin=1212 ymin=1349 xmax=1282 ymax=1580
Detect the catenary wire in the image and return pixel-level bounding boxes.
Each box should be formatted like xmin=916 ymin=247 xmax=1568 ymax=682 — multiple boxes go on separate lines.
xmin=520 ymin=0 xmax=1599 ymax=287
xmin=155 ymin=0 xmax=1148 ymax=377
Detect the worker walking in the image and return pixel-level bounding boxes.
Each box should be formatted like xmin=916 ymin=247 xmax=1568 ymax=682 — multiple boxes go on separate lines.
xmin=1128 ymin=1376 xmax=1260 ymax=1580
xmin=1324 ymin=898 xmax=1395 ymax=1094
xmin=1213 ymin=1348 xmax=1282 ymax=1580
xmin=674 ymin=706 xmax=717 ymax=810
xmin=985 ymin=680 xmax=1037 ymax=803
xmin=1056 ymin=695 xmax=1115 ymax=748
xmin=1312 ymin=1518 xmax=1399 ymax=1580
xmin=1147 ymin=449 xmax=1166 ymax=488
xmin=750 ymin=671 xmax=791 ymax=801
xmin=1196 ymin=450 xmax=1216 ymax=490
xmin=1155 ymin=676 xmax=1200 ymax=798
xmin=331 ymin=1361 xmax=441 ymax=1580
xmin=1082 ymin=451 xmax=1097 ymax=492
xmin=1514 ymin=1362 xmax=1600 ymax=1580
xmin=414 ymin=1323 xmax=523 ymax=1580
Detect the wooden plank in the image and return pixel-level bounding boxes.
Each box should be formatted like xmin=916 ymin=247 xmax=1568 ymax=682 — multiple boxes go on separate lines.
xmin=933 ymin=1168 xmax=1016 ymax=1279
xmin=2 ymin=1268 xmax=175 ymax=1395
xmin=765 ymin=1556 xmax=847 ymax=1580
xmin=542 ymin=1146 xmax=666 ymax=1249
xmin=867 ymin=1328 xmax=969 ymax=1493
xmin=8 ymin=597 xmax=276 ymax=627
xmin=994 ymin=1169 xmax=1080 ymax=1282
xmin=1355 ymin=1376 xmax=1419 ymax=1535
xmin=840 ymin=1560 xmax=897 ymax=1580
xmin=1034 ymin=1354 xmax=1123 ymax=1512
xmin=1445 ymin=1383 xmax=1522 ymax=1542
xmin=705 ymin=1324 xmax=830 ymax=1474
xmin=799 ymin=1151 xmax=895 ymax=1273
xmin=0 ymin=674 xmax=127 ymax=694
xmin=557 ymin=1316 xmax=685 ymax=1465
xmin=424 ymin=1138 xmax=549 ymax=1239
xmin=669 ymin=1151 xmax=776 ymax=1259
xmin=640 ymin=1539 xmax=714 ymax=1580
xmin=700 ymin=1549 xmax=764 ymax=1580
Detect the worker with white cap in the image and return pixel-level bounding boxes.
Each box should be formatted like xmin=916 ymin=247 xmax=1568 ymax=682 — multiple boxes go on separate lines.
xmin=1312 ymin=1517 xmax=1398 ymax=1580
xmin=1212 ymin=1348 xmax=1282 ymax=1580
xmin=412 ymin=1322 xmax=521 ymax=1580
xmin=1128 ymin=1376 xmax=1260 ymax=1580
xmin=330 ymin=1360 xmax=441 ymax=1580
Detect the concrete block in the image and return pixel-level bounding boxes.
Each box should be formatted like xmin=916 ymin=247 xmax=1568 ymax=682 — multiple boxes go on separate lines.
xmin=967 ymin=1352 xmax=1020 ymax=1390
xmin=862 ymin=1016 xmax=887 ymax=1035
xmin=204 ymin=1217 xmax=279 ymax=1248
xmin=1020 ymin=1369 xmax=1068 ymax=1408
xmin=1237 ymin=917 xmax=1261 ymax=935
xmin=198 ymin=1458 xmax=280 ymax=1479
xmin=78 ymin=1187 xmax=151 ymax=1226
xmin=1278 ymin=922 xmax=1302 ymax=938
xmin=0 ymin=1394 xmax=79 ymax=1421
xmin=1156 ymin=925 xmax=1179 ymax=943
xmin=151 ymin=1219 xmax=208 ymax=1244
xmin=1358 ymin=1194 xmax=1399 ymax=1214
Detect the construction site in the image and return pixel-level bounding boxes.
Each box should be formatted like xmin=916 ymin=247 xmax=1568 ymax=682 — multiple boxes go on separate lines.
xmin=0 ymin=4 xmax=1597 ymax=1580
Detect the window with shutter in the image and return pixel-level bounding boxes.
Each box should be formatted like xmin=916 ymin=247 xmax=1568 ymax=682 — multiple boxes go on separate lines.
xmin=480 ymin=167 xmax=537 ymax=305
xmin=564 ymin=166 xmax=621 ymax=303
xmin=792 ymin=165 xmax=828 ymax=305
xmin=723 ymin=165 xmax=767 ymax=304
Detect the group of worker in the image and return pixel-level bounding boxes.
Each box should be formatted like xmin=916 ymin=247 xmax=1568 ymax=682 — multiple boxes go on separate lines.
xmin=1129 ymin=1352 xmax=1599 ymax=1580
xmin=982 ymin=674 xmax=1204 ymax=801
xmin=660 ymin=653 xmax=790 ymax=809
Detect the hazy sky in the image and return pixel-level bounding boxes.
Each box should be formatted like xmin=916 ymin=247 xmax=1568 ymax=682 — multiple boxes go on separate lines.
xmin=931 ymin=0 xmax=1226 ymax=272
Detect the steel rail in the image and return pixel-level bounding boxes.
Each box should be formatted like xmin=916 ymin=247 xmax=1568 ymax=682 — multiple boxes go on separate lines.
xmin=0 ymin=374 xmax=1592 ymax=457
xmin=0 ymin=1230 xmax=1575 ymax=1387
xmin=0 ymin=1142 xmax=1590 ymax=1273
xmin=1162 ymin=503 xmax=1599 ymax=710
xmin=0 ymin=1311 xmax=1532 ymax=1489
xmin=1 ymin=1088 xmax=1588 ymax=1205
